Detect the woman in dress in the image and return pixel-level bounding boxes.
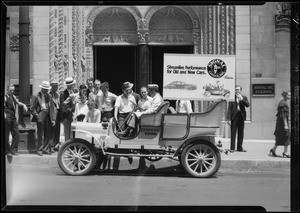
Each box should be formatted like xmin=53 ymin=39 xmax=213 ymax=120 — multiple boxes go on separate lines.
xmin=269 ymin=91 xmax=291 ymax=157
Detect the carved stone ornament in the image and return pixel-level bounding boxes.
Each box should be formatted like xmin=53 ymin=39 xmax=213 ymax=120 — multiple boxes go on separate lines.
xmin=275 ymin=14 xmax=291 ymax=26
xmin=137 ymin=31 xmax=149 ymax=43
xmin=138 ymin=18 xmax=149 ymax=30
xmin=158 ymin=34 xmax=184 ymax=43
xmin=275 ymin=2 xmax=291 ymax=27
xmin=101 ymin=35 xmax=127 ymax=43
xmin=85 ymin=32 xmax=93 ymax=45
xmin=193 ymin=31 xmax=200 ymax=44
xmin=10 ymin=35 xmax=19 ymax=52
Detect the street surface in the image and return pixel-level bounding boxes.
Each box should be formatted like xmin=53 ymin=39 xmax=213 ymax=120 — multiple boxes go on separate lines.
xmin=4 ymin=165 xmax=290 ymax=211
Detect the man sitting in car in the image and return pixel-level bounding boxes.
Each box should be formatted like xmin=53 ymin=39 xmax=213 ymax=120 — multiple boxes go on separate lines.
xmin=120 ymin=84 xmax=164 ymax=137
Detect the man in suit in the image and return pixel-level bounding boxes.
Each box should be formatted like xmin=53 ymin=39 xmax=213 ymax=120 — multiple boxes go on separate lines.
xmin=49 ymin=81 xmax=60 ymax=152
xmin=227 ymin=85 xmax=250 ymax=152
xmin=60 ymin=77 xmax=78 ymax=141
xmin=30 ymin=81 xmax=56 ymax=156
xmin=4 ymin=84 xmax=28 ymax=156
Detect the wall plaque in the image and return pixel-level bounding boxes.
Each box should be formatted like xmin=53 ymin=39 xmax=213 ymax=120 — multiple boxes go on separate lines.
xmin=252 ymin=84 xmax=275 ymax=96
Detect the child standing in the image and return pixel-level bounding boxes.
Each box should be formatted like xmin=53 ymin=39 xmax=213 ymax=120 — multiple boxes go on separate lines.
xmin=74 ymin=94 xmax=89 ymax=122
xmin=85 ymin=100 xmax=101 ymax=123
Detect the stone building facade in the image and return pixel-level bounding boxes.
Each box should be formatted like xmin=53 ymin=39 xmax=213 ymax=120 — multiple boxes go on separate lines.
xmin=4 ymin=3 xmax=293 ymax=140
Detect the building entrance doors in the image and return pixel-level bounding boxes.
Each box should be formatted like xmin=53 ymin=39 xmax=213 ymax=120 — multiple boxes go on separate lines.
xmin=94 ymin=45 xmax=137 ymax=96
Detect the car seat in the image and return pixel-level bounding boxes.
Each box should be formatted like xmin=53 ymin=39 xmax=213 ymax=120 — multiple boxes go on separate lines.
xmin=140 ymin=101 xmax=170 ymax=127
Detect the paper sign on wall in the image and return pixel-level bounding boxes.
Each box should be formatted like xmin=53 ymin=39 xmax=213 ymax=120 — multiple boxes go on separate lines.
xmin=163 ymin=54 xmax=236 ymax=101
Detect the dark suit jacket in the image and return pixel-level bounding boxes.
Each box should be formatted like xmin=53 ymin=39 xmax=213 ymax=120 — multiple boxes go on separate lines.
xmin=4 ymin=93 xmax=18 ymax=116
xmin=227 ymin=95 xmax=250 ymax=121
xmin=50 ymin=91 xmax=60 ymax=121
xmin=30 ymin=91 xmax=56 ymax=122
xmin=59 ymin=89 xmax=78 ymax=104
xmin=59 ymin=89 xmax=78 ymax=120
xmin=131 ymin=92 xmax=141 ymax=103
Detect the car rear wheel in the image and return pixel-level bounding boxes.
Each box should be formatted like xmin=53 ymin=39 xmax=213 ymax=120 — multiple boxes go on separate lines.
xmin=57 ymin=139 xmax=97 ymax=176
xmin=181 ymin=141 xmax=221 ymax=178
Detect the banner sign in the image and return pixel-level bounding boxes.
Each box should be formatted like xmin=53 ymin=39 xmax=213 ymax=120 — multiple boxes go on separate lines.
xmin=252 ymin=84 xmax=275 ymax=96
xmin=163 ymin=54 xmax=236 ymax=101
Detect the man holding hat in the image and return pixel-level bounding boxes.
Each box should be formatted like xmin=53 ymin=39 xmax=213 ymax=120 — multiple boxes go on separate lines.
xmin=30 ymin=81 xmax=56 ymax=156
xmin=4 ymin=84 xmax=28 ymax=156
xmin=60 ymin=77 xmax=78 ymax=141
xmin=49 ymin=81 xmax=60 ymax=152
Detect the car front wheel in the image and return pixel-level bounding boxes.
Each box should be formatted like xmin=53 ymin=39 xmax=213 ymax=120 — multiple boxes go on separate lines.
xmin=57 ymin=139 xmax=97 ymax=176
xmin=181 ymin=141 xmax=221 ymax=178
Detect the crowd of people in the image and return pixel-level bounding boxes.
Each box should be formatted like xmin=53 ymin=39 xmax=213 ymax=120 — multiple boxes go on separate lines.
xmin=4 ymin=76 xmax=191 ymax=156
xmin=4 ymin=77 xmax=290 ymax=159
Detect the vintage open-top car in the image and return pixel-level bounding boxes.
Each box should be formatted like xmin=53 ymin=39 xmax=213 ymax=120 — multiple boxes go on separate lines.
xmin=203 ymin=84 xmax=230 ymax=98
xmin=57 ymin=99 xmax=226 ymax=178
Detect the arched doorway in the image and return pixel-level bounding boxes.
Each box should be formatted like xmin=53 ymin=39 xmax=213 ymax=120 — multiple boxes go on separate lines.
xmin=89 ymin=6 xmax=197 ymax=97
xmin=148 ymin=6 xmax=195 ymax=108
xmin=92 ymin=7 xmax=138 ymax=95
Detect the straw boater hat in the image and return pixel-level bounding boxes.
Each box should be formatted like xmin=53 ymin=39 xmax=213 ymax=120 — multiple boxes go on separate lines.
xmin=122 ymin=82 xmax=134 ymax=90
xmin=65 ymin=77 xmax=76 ymax=86
xmin=39 ymin=81 xmax=52 ymax=90
xmin=148 ymin=84 xmax=159 ymax=90
xmin=50 ymin=80 xmax=58 ymax=85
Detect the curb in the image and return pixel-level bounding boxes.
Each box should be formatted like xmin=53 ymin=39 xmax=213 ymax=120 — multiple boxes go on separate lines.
xmin=5 ymin=154 xmax=290 ymax=173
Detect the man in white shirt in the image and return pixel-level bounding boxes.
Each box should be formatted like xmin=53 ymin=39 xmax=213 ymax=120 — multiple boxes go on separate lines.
xmin=123 ymin=84 xmax=164 ymax=137
xmin=136 ymin=84 xmax=163 ymax=117
xmin=89 ymin=79 xmax=103 ymax=105
xmin=114 ymin=82 xmax=137 ymax=133
xmin=138 ymin=86 xmax=153 ymax=111
xmin=99 ymin=82 xmax=117 ymax=122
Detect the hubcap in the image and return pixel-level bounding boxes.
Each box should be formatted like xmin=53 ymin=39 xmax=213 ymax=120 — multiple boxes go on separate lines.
xmin=62 ymin=143 xmax=92 ymax=174
xmin=186 ymin=144 xmax=216 ymax=175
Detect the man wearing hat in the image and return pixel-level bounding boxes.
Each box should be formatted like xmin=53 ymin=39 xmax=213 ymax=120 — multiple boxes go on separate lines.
xmin=114 ymin=82 xmax=137 ymax=132
xmin=4 ymin=84 xmax=28 ymax=156
xmin=49 ymin=81 xmax=60 ymax=152
xmin=30 ymin=81 xmax=56 ymax=156
xmin=60 ymin=77 xmax=78 ymax=141
xmin=124 ymin=84 xmax=164 ymax=137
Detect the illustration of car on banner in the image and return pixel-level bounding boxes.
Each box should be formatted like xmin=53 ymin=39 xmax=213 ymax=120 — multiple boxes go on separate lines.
xmin=57 ymin=99 xmax=227 ymax=178
xmin=164 ymin=81 xmax=197 ymax=90
xmin=203 ymin=82 xmax=230 ymax=98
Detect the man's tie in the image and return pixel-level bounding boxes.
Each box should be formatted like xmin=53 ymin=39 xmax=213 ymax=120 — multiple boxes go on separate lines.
xmin=10 ymin=95 xmax=15 ymax=110
xmin=237 ymin=99 xmax=240 ymax=111
xmin=45 ymin=94 xmax=49 ymax=103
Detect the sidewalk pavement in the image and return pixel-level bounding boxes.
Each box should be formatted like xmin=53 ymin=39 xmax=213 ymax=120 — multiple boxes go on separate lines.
xmin=5 ymin=137 xmax=290 ymax=173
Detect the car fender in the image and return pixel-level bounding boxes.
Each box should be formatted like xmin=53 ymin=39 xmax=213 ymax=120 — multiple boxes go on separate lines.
xmin=72 ymin=129 xmax=105 ymax=154
xmin=173 ymin=136 xmax=218 ymax=157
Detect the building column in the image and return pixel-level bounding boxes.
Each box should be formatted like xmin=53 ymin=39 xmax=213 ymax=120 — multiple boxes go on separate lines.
xmin=19 ymin=6 xmax=30 ymax=105
xmin=137 ymin=44 xmax=150 ymax=90
xmin=137 ymin=19 xmax=150 ymax=90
